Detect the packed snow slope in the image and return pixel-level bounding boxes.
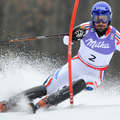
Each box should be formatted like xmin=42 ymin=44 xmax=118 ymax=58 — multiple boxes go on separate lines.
xmin=0 ymin=54 xmax=120 ymax=120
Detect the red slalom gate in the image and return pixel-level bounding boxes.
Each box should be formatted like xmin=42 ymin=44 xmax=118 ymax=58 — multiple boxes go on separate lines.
xmin=68 ymin=0 xmax=79 ymax=105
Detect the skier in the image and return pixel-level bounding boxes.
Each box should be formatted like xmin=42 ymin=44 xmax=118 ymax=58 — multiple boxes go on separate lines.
xmin=0 ymin=1 xmax=120 ymax=113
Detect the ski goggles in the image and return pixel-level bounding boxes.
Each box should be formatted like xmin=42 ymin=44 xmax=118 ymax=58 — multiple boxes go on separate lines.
xmin=92 ymin=14 xmax=110 ymax=23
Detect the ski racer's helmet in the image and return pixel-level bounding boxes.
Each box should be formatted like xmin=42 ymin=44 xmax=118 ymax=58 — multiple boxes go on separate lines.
xmin=91 ymin=1 xmax=112 ymax=24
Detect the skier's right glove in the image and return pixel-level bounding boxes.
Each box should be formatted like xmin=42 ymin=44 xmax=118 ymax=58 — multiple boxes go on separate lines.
xmin=63 ymin=25 xmax=86 ymax=45
xmin=72 ymin=25 xmax=86 ymax=41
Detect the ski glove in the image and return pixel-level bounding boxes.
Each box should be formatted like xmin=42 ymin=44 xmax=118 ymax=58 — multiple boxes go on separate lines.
xmin=72 ymin=25 xmax=86 ymax=41
xmin=63 ymin=25 xmax=86 ymax=45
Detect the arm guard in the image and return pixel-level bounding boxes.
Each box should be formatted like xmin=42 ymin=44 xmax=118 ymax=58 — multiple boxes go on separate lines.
xmin=72 ymin=25 xmax=86 ymax=41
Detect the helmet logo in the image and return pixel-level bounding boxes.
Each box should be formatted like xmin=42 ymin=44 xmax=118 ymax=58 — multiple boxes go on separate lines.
xmin=96 ymin=7 xmax=106 ymax=10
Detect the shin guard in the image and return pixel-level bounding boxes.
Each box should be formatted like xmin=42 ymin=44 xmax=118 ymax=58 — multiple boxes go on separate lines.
xmin=24 ymin=85 xmax=47 ymax=100
xmin=48 ymin=79 xmax=86 ymax=106
xmin=8 ymin=85 xmax=47 ymax=107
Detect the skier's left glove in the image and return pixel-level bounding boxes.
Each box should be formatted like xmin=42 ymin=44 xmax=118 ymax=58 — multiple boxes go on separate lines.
xmin=63 ymin=35 xmax=74 ymax=45
xmin=72 ymin=25 xmax=86 ymax=41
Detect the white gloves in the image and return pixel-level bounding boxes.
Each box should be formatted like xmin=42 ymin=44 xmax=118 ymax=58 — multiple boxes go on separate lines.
xmin=63 ymin=35 xmax=69 ymax=45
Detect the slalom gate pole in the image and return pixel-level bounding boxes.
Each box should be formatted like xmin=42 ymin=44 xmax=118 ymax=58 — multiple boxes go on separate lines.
xmin=0 ymin=33 xmax=69 ymax=43
xmin=68 ymin=0 xmax=79 ymax=106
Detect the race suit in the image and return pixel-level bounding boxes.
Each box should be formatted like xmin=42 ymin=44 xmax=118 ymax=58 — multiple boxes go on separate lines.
xmin=43 ymin=21 xmax=120 ymax=94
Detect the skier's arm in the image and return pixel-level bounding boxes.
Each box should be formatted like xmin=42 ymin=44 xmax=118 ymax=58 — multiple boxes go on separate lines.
xmin=115 ymin=30 xmax=120 ymax=51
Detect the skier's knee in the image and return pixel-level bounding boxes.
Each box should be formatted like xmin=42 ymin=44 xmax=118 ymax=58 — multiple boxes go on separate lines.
xmin=73 ymin=79 xmax=86 ymax=95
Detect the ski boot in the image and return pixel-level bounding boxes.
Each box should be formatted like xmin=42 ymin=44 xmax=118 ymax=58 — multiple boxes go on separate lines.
xmin=28 ymin=96 xmax=49 ymax=114
xmin=0 ymin=101 xmax=9 ymax=112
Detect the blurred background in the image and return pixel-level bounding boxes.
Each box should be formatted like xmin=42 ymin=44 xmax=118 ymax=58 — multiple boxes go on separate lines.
xmin=0 ymin=0 xmax=120 ymax=88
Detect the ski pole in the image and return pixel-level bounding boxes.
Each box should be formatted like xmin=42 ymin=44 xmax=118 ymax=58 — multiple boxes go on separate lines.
xmin=0 ymin=33 xmax=69 ymax=43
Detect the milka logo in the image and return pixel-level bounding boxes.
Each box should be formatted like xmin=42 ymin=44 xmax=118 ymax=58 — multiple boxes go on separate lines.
xmin=85 ymin=39 xmax=110 ymax=49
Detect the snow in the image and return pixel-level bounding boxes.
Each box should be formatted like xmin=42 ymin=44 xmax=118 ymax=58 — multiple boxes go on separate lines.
xmin=0 ymin=55 xmax=120 ymax=120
